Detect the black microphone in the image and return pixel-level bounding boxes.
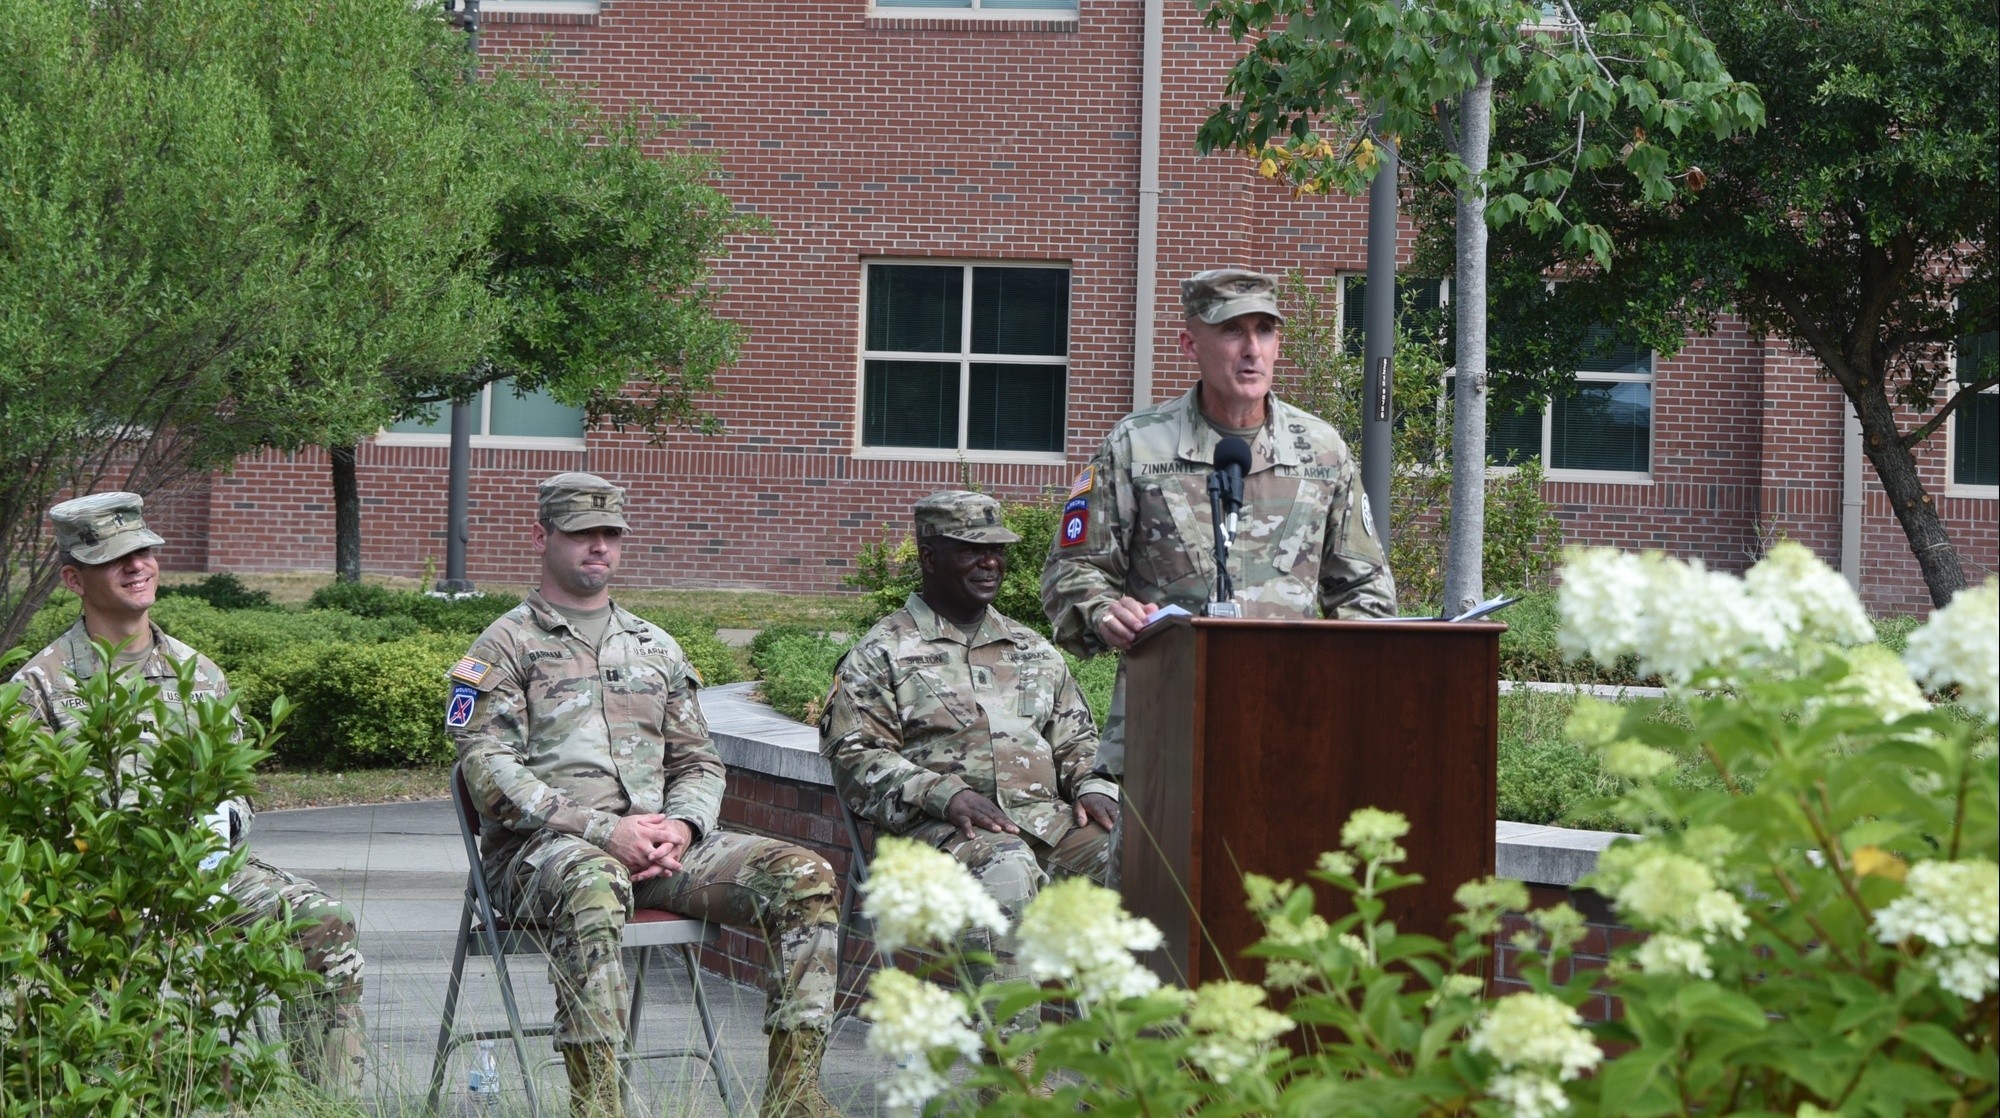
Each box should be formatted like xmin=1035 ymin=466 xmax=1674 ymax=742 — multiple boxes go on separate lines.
xmin=1212 ymin=436 xmax=1252 ymax=516
xmin=1204 ymin=436 xmax=1254 ymax=617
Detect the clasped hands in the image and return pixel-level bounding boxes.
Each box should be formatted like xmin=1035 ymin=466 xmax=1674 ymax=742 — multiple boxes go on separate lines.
xmin=946 ymin=788 xmax=1118 ymax=840
xmin=607 ymin=813 xmax=693 ymax=882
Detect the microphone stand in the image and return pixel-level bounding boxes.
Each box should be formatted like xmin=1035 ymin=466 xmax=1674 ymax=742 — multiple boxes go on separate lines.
xmin=1205 ymin=473 xmax=1241 ymax=617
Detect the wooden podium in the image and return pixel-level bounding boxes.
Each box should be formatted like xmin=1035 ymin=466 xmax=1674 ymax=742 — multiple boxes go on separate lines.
xmin=1120 ymin=617 xmax=1502 ymax=988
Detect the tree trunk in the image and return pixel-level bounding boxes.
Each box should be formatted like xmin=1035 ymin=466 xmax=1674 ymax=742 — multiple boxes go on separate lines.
xmin=1443 ymin=75 xmax=1494 ymax=617
xmin=330 ymin=443 xmax=362 ymax=584
xmin=1851 ymin=385 xmax=1967 ymax=608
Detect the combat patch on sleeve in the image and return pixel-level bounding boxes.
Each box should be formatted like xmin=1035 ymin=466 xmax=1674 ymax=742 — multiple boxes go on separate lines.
xmin=1067 ymin=466 xmax=1094 ymax=498
xmin=449 ymin=655 xmax=493 ymax=686
xmin=446 ymin=682 xmax=478 ymax=728
xmin=1059 ymin=496 xmax=1090 ymax=548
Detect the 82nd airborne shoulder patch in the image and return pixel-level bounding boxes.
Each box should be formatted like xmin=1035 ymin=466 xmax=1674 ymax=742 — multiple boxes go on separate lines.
xmin=1059 ymin=496 xmax=1090 ymax=548
xmin=446 ymin=683 xmax=478 ymax=729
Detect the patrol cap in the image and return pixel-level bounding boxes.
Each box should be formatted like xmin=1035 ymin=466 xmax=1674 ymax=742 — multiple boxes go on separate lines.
xmin=51 ymin=492 xmax=166 ymax=566
xmin=1180 ymin=268 xmax=1285 ymax=325
xmin=537 ymin=472 xmax=630 ymax=533
xmin=914 ymin=491 xmax=1020 ymax=545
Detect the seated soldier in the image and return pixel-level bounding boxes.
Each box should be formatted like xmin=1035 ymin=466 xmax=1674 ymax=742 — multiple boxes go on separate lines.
xmin=448 ymin=472 xmax=842 ymax=1118
xmin=819 ymin=491 xmax=1120 ymax=986
xmin=10 ymin=492 xmax=366 ymax=1093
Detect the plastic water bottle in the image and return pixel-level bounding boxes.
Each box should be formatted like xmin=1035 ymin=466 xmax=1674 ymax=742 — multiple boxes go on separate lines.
xmin=465 ymin=1039 xmax=501 ymax=1115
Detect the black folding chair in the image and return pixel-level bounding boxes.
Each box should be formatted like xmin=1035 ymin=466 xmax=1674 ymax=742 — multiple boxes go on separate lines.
xmin=427 ymin=764 xmax=739 ymax=1117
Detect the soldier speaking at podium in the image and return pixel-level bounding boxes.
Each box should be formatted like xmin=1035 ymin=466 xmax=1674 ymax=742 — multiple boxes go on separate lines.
xmin=1039 ymin=267 xmax=1398 ymax=787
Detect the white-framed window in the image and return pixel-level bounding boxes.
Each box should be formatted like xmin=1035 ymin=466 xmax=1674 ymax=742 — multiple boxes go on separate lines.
xmin=871 ymin=0 xmax=1078 ymax=16
xmin=1949 ymin=317 xmax=1998 ymax=494
xmin=377 ymin=378 xmax=587 ymax=449
xmin=857 ymin=260 xmax=1070 ymax=462
xmin=475 ymin=0 xmax=600 ymax=14
xmin=1336 ymin=276 xmax=1653 ymax=479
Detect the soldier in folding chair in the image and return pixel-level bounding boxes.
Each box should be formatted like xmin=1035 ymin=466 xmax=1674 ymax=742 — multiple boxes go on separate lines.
xmin=818 ymin=492 xmax=1119 ymax=1083
xmin=446 ymin=473 xmax=844 ymax=1118
xmin=428 ymin=763 xmax=736 ymax=1118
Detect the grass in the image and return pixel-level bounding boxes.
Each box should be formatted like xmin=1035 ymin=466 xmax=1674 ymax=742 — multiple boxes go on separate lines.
xmin=252 ymin=765 xmax=453 ymax=810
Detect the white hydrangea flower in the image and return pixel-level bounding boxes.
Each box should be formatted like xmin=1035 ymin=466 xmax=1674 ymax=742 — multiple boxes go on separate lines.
xmin=861 ymin=969 xmax=979 ymax=1110
xmin=1595 ymin=845 xmax=1749 ymax=944
xmin=1015 ymin=877 xmax=1163 ymax=1005
xmin=1903 ymin=578 xmax=2000 ymax=723
xmin=1486 ymin=1070 xmax=1573 ymax=1118
xmin=1558 ymin=547 xmax=1650 ymax=664
xmin=1601 ymin=739 xmax=1675 ymax=780
xmin=1743 ymin=540 xmax=1874 ymax=647
xmin=1822 ymin=643 xmax=1930 ymax=722
xmin=1470 ymin=992 xmax=1599 ymax=1118
xmin=1633 ymin=933 xmax=1713 ymax=979
xmin=1340 ymin=807 xmax=1411 ymax=863
xmin=1184 ymin=980 xmax=1294 ymax=1084
xmin=1872 ymin=859 xmax=2000 ymax=1000
xmin=861 ymin=836 xmax=1008 ymax=954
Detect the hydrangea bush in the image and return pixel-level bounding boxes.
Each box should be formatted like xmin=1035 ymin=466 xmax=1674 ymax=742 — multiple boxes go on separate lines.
xmin=856 ymin=543 xmax=1996 ymax=1116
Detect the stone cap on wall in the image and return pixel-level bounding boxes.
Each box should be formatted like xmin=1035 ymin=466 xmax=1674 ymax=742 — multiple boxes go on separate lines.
xmin=698 ymin=681 xmax=1630 ymax=890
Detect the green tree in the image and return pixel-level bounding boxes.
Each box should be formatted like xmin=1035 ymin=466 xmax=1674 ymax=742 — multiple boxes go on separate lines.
xmin=1442 ymin=0 xmax=1997 ymax=608
xmin=1196 ymin=0 xmax=1762 ymax=612
xmin=0 ymin=0 xmax=496 ymax=647
xmin=327 ymin=67 xmax=755 ymax=581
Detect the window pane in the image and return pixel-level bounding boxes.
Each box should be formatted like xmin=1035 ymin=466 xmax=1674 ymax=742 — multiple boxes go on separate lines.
xmin=971 ymin=268 xmax=1068 ymax=356
xmin=877 ymin=0 xmax=974 ymax=6
xmin=1577 ymin=324 xmax=1652 ymax=374
xmin=863 ymin=361 xmax=960 ymax=448
xmin=387 ymin=406 xmax=448 ymax=435
xmin=981 ymin=0 xmax=1077 ymax=8
xmin=866 ymin=265 xmax=962 ymax=353
xmin=1489 ymin=400 xmax=1544 ymax=466
xmin=1955 ymin=390 xmax=1998 ymax=487
xmin=1960 ymin=327 xmax=1997 ymax=384
xmin=1551 ymin=381 xmax=1650 ymax=472
xmin=1341 ymin=276 xmax=1443 ymax=351
xmin=967 ymin=363 xmax=1065 ymax=452
xmin=489 ymin=378 xmax=586 ymax=438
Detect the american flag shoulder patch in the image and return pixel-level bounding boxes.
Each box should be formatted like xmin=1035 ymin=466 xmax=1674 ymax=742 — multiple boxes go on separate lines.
xmin=449 ymin=656 xmax=493 ymax=686
xmin=1067 ymin=466 xmax=1094 ymax=498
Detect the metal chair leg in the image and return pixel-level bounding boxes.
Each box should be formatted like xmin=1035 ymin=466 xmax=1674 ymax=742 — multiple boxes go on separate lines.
xmin=623 ymin=943 xmax=652 ymax=1114
xmin=426 ymin=893 xmax=477 ymax=1115
xmin=681 ymin=942 xmax=738 ymax=1118
xmin=485 ymin=923 xmax=545 ymax=1118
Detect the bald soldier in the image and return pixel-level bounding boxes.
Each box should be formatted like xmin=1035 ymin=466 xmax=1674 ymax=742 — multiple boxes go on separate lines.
xmin=1041 ymin=268 xmax=1397 ymax=784
xmin=448 ymin=473 xmax=842 ymax=1118
xmin=10 ymin=492 xmax=367 ymax=1092
xmin=820 ymin=492 xmax=1118 ymax=999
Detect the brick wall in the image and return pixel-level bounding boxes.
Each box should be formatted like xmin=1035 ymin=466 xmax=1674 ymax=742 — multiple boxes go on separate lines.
xmin=170 ymin=0 xmax=1994 ymax=617
xmin=1494 ymin=885 xmax=1636 ymax=1023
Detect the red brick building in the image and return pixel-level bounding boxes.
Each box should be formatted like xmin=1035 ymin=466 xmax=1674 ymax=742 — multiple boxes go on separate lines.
xmin=161 ymin=0 xmax=1996 ymax=615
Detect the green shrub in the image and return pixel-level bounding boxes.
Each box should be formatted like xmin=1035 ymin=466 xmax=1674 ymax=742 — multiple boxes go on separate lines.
xmin=751 ymin=630 xmax=856 ymax=723
xmin=1067 ymin=649 xmax=1117 ymax=725
xmin=9 ymin=596 xmax=81 ymax=657
xmin=847 ymin=496 xmax=1059 ymax=637
xmin=304 ymin=582 xmax=519 ymax=634
xmin=0 ymin=660 xmax=311 ymax=1116
xmin=157 ymin=572 xmax=275 ymax=611
xmin=249 ymin=634 xmax=464 ymax=768
xmin=147 ymin=598 xmax=419 ymax=676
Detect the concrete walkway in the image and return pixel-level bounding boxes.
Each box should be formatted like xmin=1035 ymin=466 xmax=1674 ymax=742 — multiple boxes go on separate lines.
xmin=250 ymin=802 xmax=882 ymax=1118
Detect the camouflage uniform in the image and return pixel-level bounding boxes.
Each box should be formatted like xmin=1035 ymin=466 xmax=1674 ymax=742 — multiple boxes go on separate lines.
xmin=1040 ymin=386 xmax=1398 ymax=777
xmin=11 ymin=620 xmax=367 ymax=1091
xmin=450 ymin=590 xmax=838 ymax=1047
xmin=822 ymin=493 xmax=1119 ymax=986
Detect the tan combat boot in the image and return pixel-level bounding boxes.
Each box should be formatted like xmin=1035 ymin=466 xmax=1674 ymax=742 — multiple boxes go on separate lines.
xmin=760 ymin=1028 xmax=843 ymax=1118
xmin=561 ymin=1043 xmax=626 ymax=1118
